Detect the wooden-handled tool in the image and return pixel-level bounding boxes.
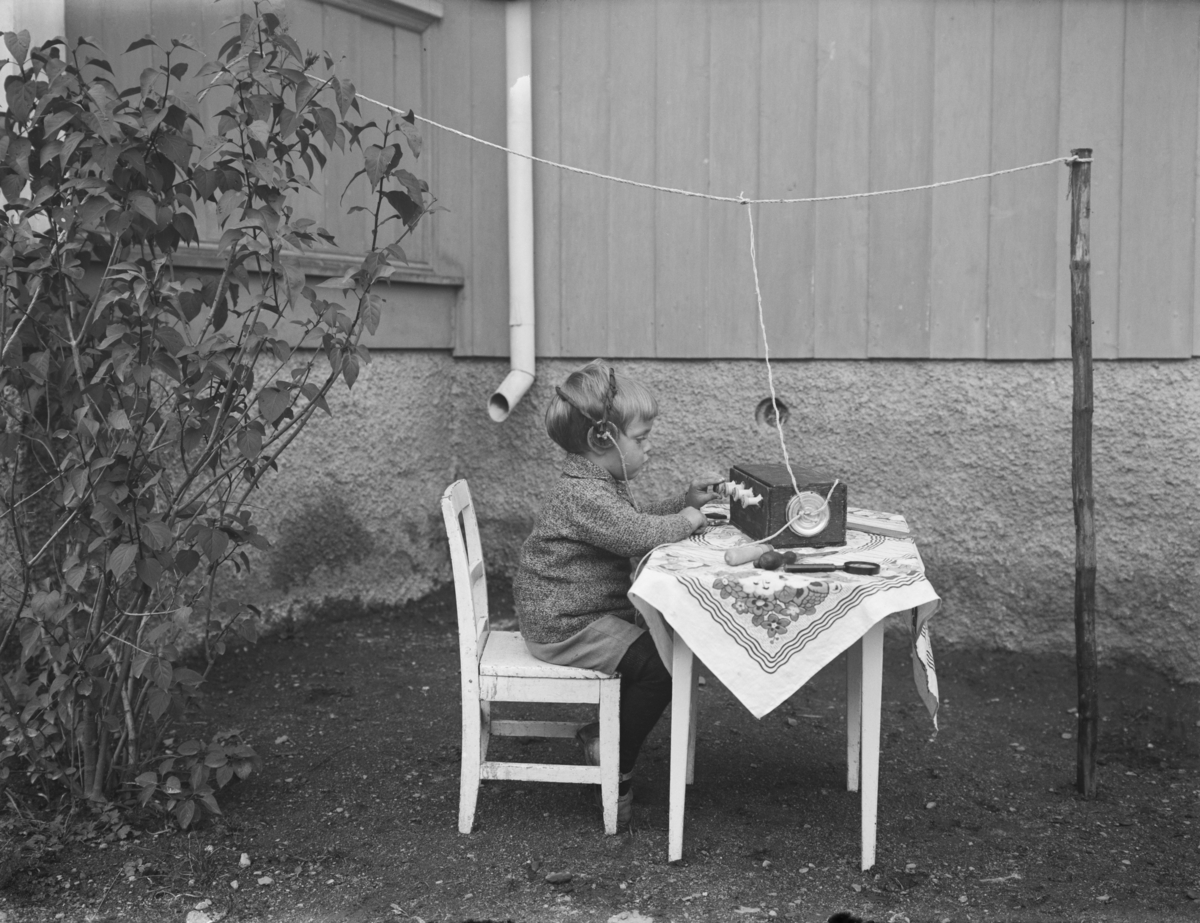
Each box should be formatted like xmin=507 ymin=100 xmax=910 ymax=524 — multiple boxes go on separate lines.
xmin=723 ymin=543 xmax=773 ymax=567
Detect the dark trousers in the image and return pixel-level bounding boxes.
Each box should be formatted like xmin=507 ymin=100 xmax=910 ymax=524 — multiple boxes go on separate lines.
xmin=615 ymin=632 xmax=673 ymax=779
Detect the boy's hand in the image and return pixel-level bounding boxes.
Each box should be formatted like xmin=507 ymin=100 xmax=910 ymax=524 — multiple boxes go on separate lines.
xmin=685 ymin=474 xmax=726 ymax=509
xmin=681 ymin=507 xmax=708 ymax=533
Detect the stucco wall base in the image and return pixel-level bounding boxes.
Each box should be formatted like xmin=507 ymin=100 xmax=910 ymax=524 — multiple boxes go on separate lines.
xmin=6 ymin=354 xmax=1194 ymax=683
xmin=233 ymin=354 xmax=1198 ymax=685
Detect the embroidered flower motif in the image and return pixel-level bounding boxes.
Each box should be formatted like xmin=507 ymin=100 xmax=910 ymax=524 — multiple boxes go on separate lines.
xmin=712 ymin=570 xmax=834 ymax=641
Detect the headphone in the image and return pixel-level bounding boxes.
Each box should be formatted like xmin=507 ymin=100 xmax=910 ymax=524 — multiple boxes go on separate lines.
xmin=556 ymin=368 xmax=620 ymax=448
xmin=557 ymin=369 xmax=640 ymax=503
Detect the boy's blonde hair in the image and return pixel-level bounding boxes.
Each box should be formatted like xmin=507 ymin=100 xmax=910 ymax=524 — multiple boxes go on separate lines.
xmin=546 ymin=360 xmax=658 ymax=454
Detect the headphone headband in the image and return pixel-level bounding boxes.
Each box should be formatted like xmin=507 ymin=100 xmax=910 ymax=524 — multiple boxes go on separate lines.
xmin=556 ymin=369 xmax=619 ymax=442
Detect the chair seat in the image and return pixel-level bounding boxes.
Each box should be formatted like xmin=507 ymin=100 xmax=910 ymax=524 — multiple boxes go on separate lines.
xmin=480 ymin=630 xmax=612 ymax=681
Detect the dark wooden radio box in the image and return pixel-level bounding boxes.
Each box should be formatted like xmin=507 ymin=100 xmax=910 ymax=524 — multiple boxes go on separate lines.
xmin=727 ymin=463 xmax=848 ymax=548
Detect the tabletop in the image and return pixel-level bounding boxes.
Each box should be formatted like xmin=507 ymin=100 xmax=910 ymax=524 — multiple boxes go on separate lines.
xmin=628 ymin=519 xmax=941 ymax=723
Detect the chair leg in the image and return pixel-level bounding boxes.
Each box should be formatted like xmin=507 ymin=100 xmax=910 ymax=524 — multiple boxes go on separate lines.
xmin=459 ymin=699 xmax=484 ymax=834
xmin=598 ymin=679 xmax=620 ymax=835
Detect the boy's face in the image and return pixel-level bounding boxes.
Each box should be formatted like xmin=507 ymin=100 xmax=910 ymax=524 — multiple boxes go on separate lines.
xmin=596 ymin=416 xmax=653 ymax=481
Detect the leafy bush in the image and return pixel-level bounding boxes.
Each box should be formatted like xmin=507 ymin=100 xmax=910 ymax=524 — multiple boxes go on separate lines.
xmin=0 ymin=3 xmax=433 ymax=827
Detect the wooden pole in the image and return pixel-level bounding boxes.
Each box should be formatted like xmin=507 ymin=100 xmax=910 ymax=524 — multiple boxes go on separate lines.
xmin=1068 ymin=148 xmax=1097 ymax=798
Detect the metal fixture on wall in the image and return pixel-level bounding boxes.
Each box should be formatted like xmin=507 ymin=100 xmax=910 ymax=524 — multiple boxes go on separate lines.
xmin=488 ymin=0 xmax=535 ymax=423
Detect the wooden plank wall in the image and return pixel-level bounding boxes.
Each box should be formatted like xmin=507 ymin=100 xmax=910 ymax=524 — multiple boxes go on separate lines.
xmin=61 ymin=0 xmax=1200 ymax=360
xmin=443 ymin=0 xmax=1200 ymax=360
xmin=64 ymin=0 xmax=434 ymax=267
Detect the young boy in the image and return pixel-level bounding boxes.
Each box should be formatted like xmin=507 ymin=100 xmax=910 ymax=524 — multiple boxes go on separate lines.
xmin=514 ymin=359 xmax=722 ymax=827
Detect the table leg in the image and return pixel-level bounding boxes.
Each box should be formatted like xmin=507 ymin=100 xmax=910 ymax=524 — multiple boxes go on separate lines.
xmin=859 ymin=620 xmax=885 ymax=871
xmin=686 ymin=662 xmax=699 ymax=785
xmin=668 ymin=632 xmax=694 ymax=863
xmin=846 ymin=638 xmax=862 ymax=792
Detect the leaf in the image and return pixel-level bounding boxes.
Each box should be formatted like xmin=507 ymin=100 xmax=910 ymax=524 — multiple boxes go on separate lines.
xmin=398 ymin=118 xmax=422 ymax=158
xmin=0 ymin=432 xmax=19 ymax=461
xmin=64 ymin=562 xmax=87 ymax=591
xmin=128 ymin=190 xmax=157 ymax=222
xmin=6 ymin=79 xmax=38 ymax=123
xmin=313 ymin=106 xmax=336 ymax=148
xmin=280 ymin=260 xmax=305 ymax=302
xmin=149 ymin=657 xmax=174 ymax=691
xmin=239 ymin=13 xmax=254 ymax=49
xmin=363 ymin=144 xmax=386 ymax=190
xmin=156 ymin=132 xmax=191 ymax=167
xmin=108 ymin=542 xmax=138 ymax=579
xmin=59 ymin=130 xmax=85 ymax=167
xmin=197 ymin=527 xmax=230 ymax=562
xmin=236 ymin=428 xmax=262 ymax=460
xmin=175 ymin=800 xmax=196 ymax=830
xmin=192 ymin=165 xmax=219 ymax=200
xmin=257 ymin=386 xmax=291 ymax=424
xmin=77 ymin=194 xmax=112 ymax=228
xmin=171 ymin=210 xmax=198 ymax=244
xmin=126 ymin=35 xmax=160 ymax=53
xmin=211 ymin=294 xmax=228 ymax=333
xmin=215 ymin=764 xmax=234 ymax=788
xmin=139 ymin=66 xmax=158 ymax=98
xmin=136 ymin=556 xmax=163 ymax=588
xmin=155 ymin=325 xmax=187 ymax=354
xmin=342 ymin=354 xmax=359 ymax=388
xmin=236 ymin=618 xmax=258 ymax=643
xmin=362 ymin=297 xmax=381 ymax=336
xmin=174 ymin=668 xmax=204 ymax=687
xmin=332 ymin=76 xmax=356 ymax=117
xmin=1 ymin=173 xmax=24 ymax=203
xmin=148 ymin=686 xmax=171 ymax=720
xmin=140 ymin=519 xmax=173 ymax=550
xmin=5 ymin=30 xmax=30 ymax=66
xmin=107 ymin=406 xmax=130 ymax=430
xmin=43 ymin=109 xmax=75 ymax=136
xmin=383 ymin=189 xmax=422 ymax=229
xmin=275 ymin=32 xmax=303 ymax=64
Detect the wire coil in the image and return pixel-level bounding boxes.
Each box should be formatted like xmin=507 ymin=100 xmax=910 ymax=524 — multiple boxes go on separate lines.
xmin=785 ymin=492 xmax=831 ymax=537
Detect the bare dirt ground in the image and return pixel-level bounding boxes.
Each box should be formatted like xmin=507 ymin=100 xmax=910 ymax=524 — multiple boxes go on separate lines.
xmin=2 ymin=579 xmax=1199 ymax=923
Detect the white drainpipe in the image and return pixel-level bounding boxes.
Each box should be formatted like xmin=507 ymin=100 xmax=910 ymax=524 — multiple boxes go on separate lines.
xmin=488 ymin=0 xmax=536 ymax=423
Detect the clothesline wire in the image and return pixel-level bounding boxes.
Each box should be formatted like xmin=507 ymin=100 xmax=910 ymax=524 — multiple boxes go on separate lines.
xmin=353 ymin=89 xmax=1083 ymax=205
xmin=352 ymin=87 xmax=1083 ymax=547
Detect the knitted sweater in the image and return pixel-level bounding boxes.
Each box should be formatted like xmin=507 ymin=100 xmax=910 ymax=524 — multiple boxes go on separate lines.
xmin=514 ymin=454 xmax=696 ymax=644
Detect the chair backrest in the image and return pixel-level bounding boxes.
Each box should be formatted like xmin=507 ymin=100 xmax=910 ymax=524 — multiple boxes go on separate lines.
xmin=441 ymin=480 xmax=490 ymax=673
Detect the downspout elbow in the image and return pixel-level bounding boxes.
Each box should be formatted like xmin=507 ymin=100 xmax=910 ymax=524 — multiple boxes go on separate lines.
xmin=488 ymin=366 xmax=535 ymax=423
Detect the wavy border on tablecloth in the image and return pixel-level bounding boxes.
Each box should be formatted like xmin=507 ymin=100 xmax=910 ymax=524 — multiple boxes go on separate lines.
xmin=675 ymin=568 xmax=925 ymax=674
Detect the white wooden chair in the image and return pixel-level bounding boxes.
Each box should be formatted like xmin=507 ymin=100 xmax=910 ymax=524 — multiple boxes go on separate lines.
xmin=440 ymin=479 xmax=622 ymax=835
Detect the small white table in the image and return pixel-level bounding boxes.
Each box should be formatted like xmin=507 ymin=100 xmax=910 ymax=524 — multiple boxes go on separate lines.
xmin=629 ymin=523 xmax=940 ymax=870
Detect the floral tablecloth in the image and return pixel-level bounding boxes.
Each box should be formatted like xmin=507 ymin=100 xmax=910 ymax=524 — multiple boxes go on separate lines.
xmin=629 ymin=522 xmax=941 ymax=722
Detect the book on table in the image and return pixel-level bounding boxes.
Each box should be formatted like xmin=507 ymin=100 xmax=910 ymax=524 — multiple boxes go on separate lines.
xmin=846 ymin=507 xmax=911 ymax=538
